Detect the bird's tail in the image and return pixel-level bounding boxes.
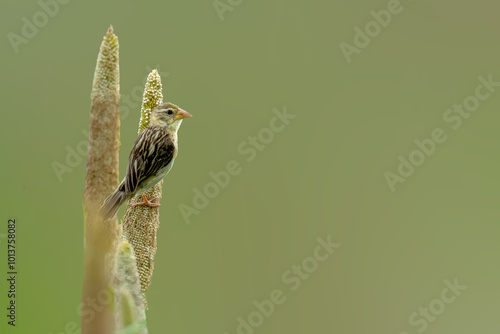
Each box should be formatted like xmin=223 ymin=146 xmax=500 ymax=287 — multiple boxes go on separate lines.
xmin=99 ymin=182 xmax=128 ymax=221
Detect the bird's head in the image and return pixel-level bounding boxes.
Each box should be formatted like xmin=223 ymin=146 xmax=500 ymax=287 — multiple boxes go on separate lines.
xmin=150 ymin=102 xmax=192 ymax=131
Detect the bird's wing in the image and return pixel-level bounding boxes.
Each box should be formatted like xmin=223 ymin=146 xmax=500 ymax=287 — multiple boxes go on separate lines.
xmin=124 ymin=126 xmax=176 ymax=194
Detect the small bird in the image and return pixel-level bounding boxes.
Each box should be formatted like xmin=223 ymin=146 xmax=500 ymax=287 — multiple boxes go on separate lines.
xmin=100 ymin=102 xmax=192 ymax=220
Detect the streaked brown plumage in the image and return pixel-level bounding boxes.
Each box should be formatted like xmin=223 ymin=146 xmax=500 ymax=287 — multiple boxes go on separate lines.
xmin=100 ymin=102 xmax=192 ymax=220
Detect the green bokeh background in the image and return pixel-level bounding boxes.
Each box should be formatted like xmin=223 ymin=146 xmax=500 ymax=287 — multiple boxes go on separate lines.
xmin=1 ymin=0 xmax=499 ymax=333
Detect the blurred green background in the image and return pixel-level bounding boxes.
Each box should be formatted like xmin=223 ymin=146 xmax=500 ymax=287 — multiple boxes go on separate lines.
xmin=1 ymin=0 xmax=499 ymax=333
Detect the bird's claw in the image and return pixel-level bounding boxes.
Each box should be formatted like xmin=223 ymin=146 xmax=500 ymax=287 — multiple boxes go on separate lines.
xmin=131 ymin=194 xmax=161 ymax=208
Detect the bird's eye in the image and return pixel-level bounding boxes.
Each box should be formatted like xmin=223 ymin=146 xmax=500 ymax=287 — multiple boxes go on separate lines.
xmin=167 ymin=110 xmax=173 ymax=115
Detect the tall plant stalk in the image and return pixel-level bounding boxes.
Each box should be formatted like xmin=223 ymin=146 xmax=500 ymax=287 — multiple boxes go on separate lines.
xmin=82 ymin=26 xmax=121 ymax=334
xmin=122 ymin=69 xmax=164 ymax=306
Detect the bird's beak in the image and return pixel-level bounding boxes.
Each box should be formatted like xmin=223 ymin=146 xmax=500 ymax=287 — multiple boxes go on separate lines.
xmin=175 ymin=108 xmax=192 ymax=120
